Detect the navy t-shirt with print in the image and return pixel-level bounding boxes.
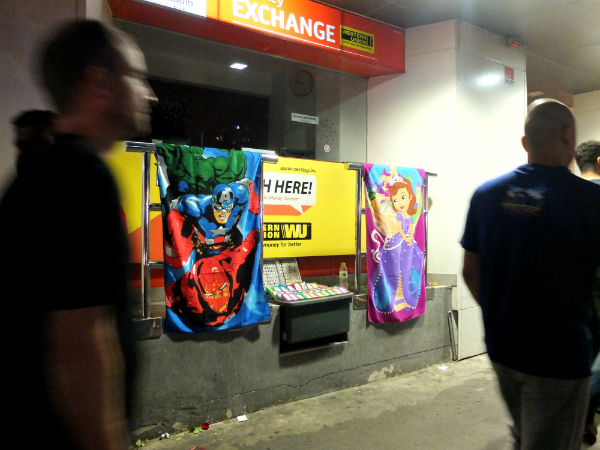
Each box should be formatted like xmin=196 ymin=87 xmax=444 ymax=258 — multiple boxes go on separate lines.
xmin=461 ymin=164 xmax=600 ymax=379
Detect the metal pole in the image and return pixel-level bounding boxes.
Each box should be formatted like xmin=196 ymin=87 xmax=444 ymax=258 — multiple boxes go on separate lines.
xmin=423 ymin=171 xmax=437 ymax=284
xmin=344 ymin=162 xmax=364 ymax=295
xmin=126 ymin=141 xmax=157 ymax=152
xmin=141 ymin=151 xmax=151 ymax=319
xmin=354 ymin=168 xmax=363 ymax=294
xmin=259 ymin=158 xmax=265 ymax=283
xmin=259 ymin=154 xmax=278 ymax=277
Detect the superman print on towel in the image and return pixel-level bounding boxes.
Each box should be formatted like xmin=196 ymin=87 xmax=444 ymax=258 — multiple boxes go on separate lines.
xmin=363 ymin=164 xmax=426 ymax=323
xmin=156 ymin=144 xmax=270 ymax=332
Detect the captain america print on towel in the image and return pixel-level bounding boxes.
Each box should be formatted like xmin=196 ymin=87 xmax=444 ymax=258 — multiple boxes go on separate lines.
xmin=363 ymin=164 xmax=426 ymax=323
xmin=156 ymin=144 xmax=270 ymax=332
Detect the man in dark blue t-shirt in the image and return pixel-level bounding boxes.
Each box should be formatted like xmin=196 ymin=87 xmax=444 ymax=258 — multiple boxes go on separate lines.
xmin=461 ymin=100 xmax=600 ymax=450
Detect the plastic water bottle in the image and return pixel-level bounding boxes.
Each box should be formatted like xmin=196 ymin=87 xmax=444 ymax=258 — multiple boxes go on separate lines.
xmin=339 ymin=262 xmax=348 ymax=289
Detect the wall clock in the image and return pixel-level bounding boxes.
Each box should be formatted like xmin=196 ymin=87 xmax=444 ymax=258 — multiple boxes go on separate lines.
xmin=290 ymin=70 xmax=313 ymax=96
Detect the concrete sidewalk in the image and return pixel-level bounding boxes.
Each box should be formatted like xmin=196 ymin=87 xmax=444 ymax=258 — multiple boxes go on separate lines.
xmin=137 ymin=355 xmax=600 ymax=450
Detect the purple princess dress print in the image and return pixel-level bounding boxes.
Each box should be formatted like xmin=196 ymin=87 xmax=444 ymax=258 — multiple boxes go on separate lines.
xmin=363 ymin=164 xmax=427 ymax=323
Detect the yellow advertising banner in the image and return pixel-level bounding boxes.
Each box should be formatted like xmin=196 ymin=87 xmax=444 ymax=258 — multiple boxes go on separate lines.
xmin=105 ymin=146 xmax=362 ymax=262
xmin=263 ymin=157 xmax=356 ymax=258
xmin=104 ymin=142 xmax=163 ymax=264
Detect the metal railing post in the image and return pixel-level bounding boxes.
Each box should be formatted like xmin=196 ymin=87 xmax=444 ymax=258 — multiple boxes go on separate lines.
xmin=141 ymin=151 xmax=151 ymax=318
xmin=344 ymin=162 xmax=364 ymax=294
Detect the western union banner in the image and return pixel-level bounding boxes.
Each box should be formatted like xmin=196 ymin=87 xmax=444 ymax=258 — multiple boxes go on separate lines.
xmin=263 ymin=157 xmax=356 ymax=257
xmin=340 ymin=25 xmax=374 ymax=54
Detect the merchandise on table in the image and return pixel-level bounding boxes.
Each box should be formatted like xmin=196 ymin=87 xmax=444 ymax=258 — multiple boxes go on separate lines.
xmin=266 ymin=282 xmax=351 ymax=302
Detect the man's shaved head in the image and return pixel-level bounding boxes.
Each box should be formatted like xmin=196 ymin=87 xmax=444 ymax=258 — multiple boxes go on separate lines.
xmin=523 ymin=99 xmax=576 ymax=167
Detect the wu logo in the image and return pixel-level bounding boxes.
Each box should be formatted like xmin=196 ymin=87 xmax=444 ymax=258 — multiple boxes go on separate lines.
xmin=263 ymin=223 xmax=312 ymax=240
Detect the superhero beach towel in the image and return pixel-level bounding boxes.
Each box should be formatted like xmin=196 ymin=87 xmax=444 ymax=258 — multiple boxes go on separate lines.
xmin=364 ymin=164 xmax=426 ymax=323
xmin=156 ymin=144 xmax=270 ymax=332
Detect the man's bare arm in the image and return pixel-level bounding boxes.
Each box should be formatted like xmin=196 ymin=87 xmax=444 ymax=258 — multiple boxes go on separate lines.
xmin=43 ymin=305 xmax=130 ymax=450
xmin=462 ymin=250 xmax=481 ymax=305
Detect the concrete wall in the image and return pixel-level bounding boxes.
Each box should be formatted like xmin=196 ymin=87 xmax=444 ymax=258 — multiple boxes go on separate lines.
xmin=130 ymin=287 xmax=452 ymax=435
xmin=315 ymin=70 xmax=367 ymax=162
xmin=0 ymin=0 xmax=85 ymax=188
xmin=366 ymin=21 xmax=527 ymax=359
xmin=573 ymin=90 xmax=600 ymax=144
xmin=0 ymin=0 xmax=112 ymax=188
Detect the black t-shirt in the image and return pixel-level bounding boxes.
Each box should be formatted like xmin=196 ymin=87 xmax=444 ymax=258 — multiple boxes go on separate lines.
xmin=0 ymin=135 xmax=135 ymax=448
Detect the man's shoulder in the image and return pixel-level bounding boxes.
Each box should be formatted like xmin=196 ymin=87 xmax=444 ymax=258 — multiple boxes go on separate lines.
xmin=50 ymin=134 xmax=103 ymax=165
xmin=571 ymin=174 xmax=600 ymax=201
xmin=51 ymin=135 xmax=116 ymax=185
xmin=471 ymin=170 xmax=518 ymax=201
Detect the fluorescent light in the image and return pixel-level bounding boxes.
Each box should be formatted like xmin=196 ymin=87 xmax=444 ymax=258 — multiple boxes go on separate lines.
xmin=527 ymin=91 xmax=545 ymax=97
xmin=230 ymin=63 xmax=247 ymax=70
xmin=476 ymin=73 xmax=502 ymax=88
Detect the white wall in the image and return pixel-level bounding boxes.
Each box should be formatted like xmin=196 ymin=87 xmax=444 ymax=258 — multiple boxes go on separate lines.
xmin=85 ymin=0 xmax=112 ymax=23
xmin=315 ymin=71 xmax=367 ymax=162
xmin=367 ymin=20 xmax=527 ymax=358
xmin=0 ymin=0 xmax=113 ymax=189
xmin=574 ymin=90 xmax=600 ymax=144
xmin=455 ymin=23 xmax=527 ymax=309
xmin=368 ymin=20 xmax=459 ymax=278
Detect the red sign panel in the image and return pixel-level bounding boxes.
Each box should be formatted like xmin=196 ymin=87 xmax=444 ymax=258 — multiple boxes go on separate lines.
xmin=107 ymin=0 xmax=405 ymax=77
xmin=214 ymin=0 xmax=342 ymax=51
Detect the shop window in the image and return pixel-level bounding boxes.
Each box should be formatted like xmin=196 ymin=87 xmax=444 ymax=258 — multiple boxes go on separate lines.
xmin=137 ymin=79 xmax=269 ymax=150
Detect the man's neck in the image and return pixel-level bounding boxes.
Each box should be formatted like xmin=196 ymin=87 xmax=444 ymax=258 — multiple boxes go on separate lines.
xmin=55 ymin=114 xmax=114 ymax=154
xmin=527 ymin=156 xmax=569 ymax=168
xmin=581 ymin=170 xmax=600 ymax=181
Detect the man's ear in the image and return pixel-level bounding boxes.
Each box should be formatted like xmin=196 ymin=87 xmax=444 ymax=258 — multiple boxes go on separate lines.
xmin=83 ymin=65 xmax=113 ymax=102
xmin=521 ymin=136 xmax=532 ymax=162
xmin=561 ymin=123 xmax=576 ymax=145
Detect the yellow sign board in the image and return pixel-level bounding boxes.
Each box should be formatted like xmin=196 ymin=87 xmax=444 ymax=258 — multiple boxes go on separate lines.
xmin=263 ymin=157 xmax=357 ymax=258
xmin=106 ymin=147 xmax=361 ymax=261
xmin=340 ymin=25 xmax=374 ymax=54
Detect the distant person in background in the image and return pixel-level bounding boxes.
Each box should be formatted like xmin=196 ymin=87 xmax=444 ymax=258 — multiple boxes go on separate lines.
xmin=461 ymin=100 xmax=600 ymax=450
xmin=12 ymin=109 xmax=57 ymax=174
xmin=575 ymin=140 xmax=600 ymax=444
xmin=576 ymin=140 xmax=600 ymax=184
xmin=0 ymin=20 xmax=155 ymax=450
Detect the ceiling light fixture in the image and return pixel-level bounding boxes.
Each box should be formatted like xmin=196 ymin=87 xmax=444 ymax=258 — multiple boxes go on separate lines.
xmin=527 ymin=91 xmax=545 ymax=97
xmin=230 ymin=63 xmax=247 ymax=70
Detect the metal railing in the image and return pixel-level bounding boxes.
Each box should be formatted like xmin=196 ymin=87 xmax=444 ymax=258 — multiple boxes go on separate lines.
xmin=344 ymin=162 xmax=437 ymax=293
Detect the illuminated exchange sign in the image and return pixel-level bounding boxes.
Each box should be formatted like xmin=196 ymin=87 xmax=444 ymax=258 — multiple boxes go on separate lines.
xmin=220 ymin=0 xmax=341 ymax=51
xmin=140 ymin=0 xmax=207 ymax=17
xmin=141 ymin=0 xmax=378 ymax=54
xmin=124 ymin=0 xmax=405 ymax=77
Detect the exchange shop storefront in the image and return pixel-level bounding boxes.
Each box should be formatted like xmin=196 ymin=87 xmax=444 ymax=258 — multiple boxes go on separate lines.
xmin=104 ymin=0 xmax=453 ymax=434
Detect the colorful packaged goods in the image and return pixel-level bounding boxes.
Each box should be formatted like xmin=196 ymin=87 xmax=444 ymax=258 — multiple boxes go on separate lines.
xmin=267 ymin=282 xmax=351 ymax=302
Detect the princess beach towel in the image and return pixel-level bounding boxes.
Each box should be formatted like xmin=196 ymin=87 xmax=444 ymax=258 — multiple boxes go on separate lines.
xmin=156 ymin=144 xmax=270 ymax=332
xmin=364 ymin=164 xmax=426 ymax=323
